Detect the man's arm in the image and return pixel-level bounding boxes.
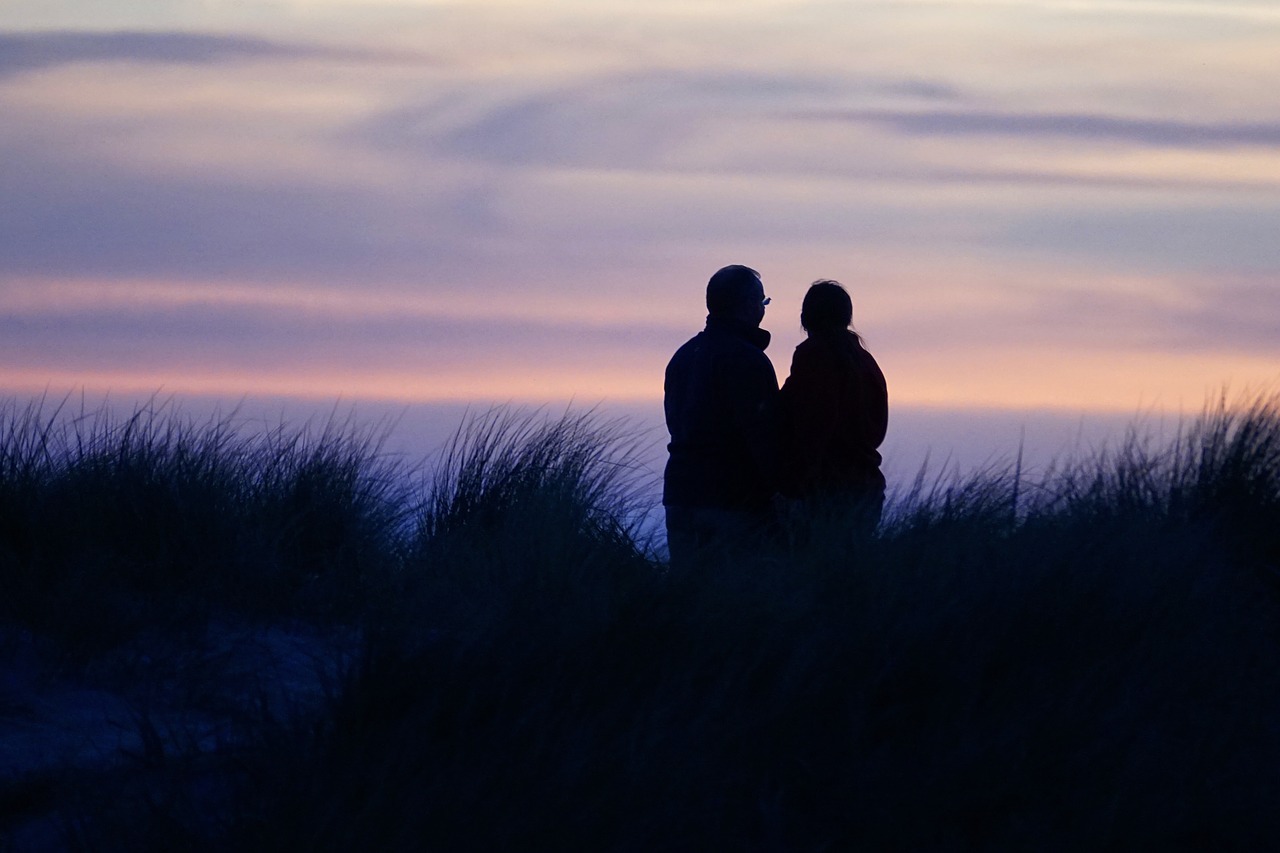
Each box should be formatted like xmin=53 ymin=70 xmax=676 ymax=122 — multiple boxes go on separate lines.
xmin=726 ymin=350 xmax=781 ymax=495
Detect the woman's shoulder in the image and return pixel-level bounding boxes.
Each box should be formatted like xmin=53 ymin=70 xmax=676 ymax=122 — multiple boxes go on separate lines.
xmin=850 ymin=339 xmax=887 ymax=386
xmin=795 ymin=330 xmax=860 ymax=359
xmin=790 ymin=335 xmax=831 ymax=368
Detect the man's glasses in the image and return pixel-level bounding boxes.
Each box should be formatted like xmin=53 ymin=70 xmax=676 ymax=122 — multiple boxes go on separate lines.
xmin=762 ymin=297 xmax=772 ymax=307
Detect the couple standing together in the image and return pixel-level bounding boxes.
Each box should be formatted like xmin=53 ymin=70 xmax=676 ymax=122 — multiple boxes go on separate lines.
xmin=663 ymin=264 xmax=888 ymax=566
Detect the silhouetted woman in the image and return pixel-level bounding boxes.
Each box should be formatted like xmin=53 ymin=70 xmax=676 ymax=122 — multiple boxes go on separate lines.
xmin=779 ymin=279 xmax=888 ymax=536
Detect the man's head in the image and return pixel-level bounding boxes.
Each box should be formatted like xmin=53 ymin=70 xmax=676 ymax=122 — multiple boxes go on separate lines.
xmin=706 ymin=264 xmax=768 ymax=326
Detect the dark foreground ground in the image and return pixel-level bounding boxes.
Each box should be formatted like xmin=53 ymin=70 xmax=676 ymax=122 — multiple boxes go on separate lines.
xmin=2 ymin=397 xmax=1279 ymax=851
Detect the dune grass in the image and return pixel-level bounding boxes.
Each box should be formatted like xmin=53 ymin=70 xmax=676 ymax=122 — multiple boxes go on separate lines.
xmin=3 ymin=392 xmax=1280 ymax=850
xmin=0 ymin=396 xmax=407 ymax=657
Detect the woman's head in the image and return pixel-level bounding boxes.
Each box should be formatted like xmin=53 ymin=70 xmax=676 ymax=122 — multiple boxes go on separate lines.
xmin=800 ymin=279 xmax=853 ymax=335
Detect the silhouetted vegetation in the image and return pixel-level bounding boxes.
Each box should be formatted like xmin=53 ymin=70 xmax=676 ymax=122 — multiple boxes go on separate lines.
xmin=0 ymin=397 xmax=405 ymax=657
xmin=3 ymin=393 xmax=1279 ymax=850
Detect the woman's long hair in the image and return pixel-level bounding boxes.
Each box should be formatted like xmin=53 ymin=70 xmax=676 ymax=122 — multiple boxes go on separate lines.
xmin=801 ymin=279 xmax=863 ymax=345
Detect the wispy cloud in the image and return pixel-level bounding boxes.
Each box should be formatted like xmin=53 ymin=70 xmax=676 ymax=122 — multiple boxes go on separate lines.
xmin=0 ymin=280 xmax=690 ymax=330
xmin=366 ymin=70 xmax=960 ymax=169
xmin=1012 ymin=274 xmax=1280 ymax=358
xmin=799 ymin=109 xmax=1280 ymax=149
xmin=2 ymin=3 xmax=1277 ymax=414
xmin=996 ymin=204 xmax=1280 ymax=271
xmin=0 ymin=30 xmax=420 ymax=79
xmin=0 ymin=127 xmax=488 ymax=283
xmin=888 ymin=0 xmax=1280 ymax=21
xmin=0 ymin=302 xmax=675 ymax=371
xmin=873 ymin=270 xmax=1280 ymax=359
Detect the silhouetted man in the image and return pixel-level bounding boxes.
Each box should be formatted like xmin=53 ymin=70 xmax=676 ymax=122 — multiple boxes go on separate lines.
xmin=663 ymin=264 xmax=779 ymax=567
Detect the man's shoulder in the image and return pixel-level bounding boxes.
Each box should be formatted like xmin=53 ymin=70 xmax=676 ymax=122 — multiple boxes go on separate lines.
xmin=678 ymin=329 xmax=709 ymax=349
xmin=667 ymin=331 xmax=707 ymax=363
xmin=702 ymin=324 xmax=771 ymax=357
xmin=671 ymin=327 xmax=756 ymax=358
xmin=717 ymin=334 xmax=775 ymax=376
xmin=668 ymin=325 xmax=774 ymax=380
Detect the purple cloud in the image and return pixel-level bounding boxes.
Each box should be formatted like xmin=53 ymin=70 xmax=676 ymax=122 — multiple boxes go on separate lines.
xmin=996 ymin=204 xmax=1280 ymax=271
xmin=0 ymin=129 xmax=494 ymax=284
xmin=366 ymin=70 xmax=959 ymax=169
xmin=872 ymin=274 xmax=1280 ymax=359
xmin=800 ymin=108 xmax=1280 ymax=149
xmin=0 ymin=30 xmax=421 ymax=79
xmin=0 ymin=300 xmax=681 ymax=376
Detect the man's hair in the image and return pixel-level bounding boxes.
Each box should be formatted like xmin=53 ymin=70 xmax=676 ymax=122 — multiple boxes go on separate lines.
xmin=706 ymin=265 xmax=762 ymax=315
xmin=801 ymin=279 xmax=853 ymax=334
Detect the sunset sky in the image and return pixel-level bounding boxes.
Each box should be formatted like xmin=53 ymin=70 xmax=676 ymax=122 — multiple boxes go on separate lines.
xmin=2 ymin=0 xmax=1277 ymax=476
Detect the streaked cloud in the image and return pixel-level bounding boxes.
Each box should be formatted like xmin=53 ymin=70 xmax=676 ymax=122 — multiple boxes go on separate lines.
xmin=800 ymin=108 xmax=1280 ymax=150
xmin=367 ymin=69 xmax=959 ymax=170
xmin=997 ymin=203 xmax=1280 ymax=271
xmin=0 ymin=30 xmax=411 ymax=80
xmin=1050 ymin=275 xmax=1280 ymax=357
xmin=0 ymin=1 xmax=1276 ymax=418
xmin=0 ymin=279 xmax=691 ymax=330
xmin=0 ymin=290 xmax=682 ymax=404
xmin=0 ymin=122 xmax=490 ymax=284
xmin=832 ymin=243 xmax=1277 ymax=360
xmin=886 ymin=0 xmax=1280 ymax=21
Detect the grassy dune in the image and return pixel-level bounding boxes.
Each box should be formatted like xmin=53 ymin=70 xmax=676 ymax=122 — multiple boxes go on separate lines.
xmin=2 ymin=393 xmax=1279 ymax=850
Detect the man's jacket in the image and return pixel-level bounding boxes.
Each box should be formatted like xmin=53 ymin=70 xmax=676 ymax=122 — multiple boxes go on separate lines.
xmin=663 ymin=315 xmax=780 ymax=511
